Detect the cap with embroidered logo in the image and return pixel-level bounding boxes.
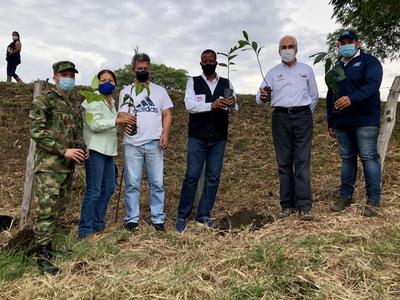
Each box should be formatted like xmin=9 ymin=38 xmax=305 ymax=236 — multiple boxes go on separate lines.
xmin=338 ymin=30 xmax=358 ymax=42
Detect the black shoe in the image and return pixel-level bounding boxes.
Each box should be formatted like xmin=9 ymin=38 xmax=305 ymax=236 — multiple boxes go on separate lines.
xmin=152 ymin=223 xmax=166 ymax=232
xmin=331 ymin=197 xmax=353 ymax=212
xmin=36 ymin=245 xmax=60 ymax=275
xmin=277 ymin=208 xmax=295 ymax=219
xmin=362 ymin=203 xmax=380 ymax=217
xmin=299 ymin=210 xmax=314 ymax=221
xmin=44 ymin=244 xmax=54 ymax=259
xmin=124 ymin=222 xmax=139 ymax=232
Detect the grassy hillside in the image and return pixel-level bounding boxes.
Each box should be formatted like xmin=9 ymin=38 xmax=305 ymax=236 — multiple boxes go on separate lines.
xmin=0 ymin=82 xmax=399 ymax=299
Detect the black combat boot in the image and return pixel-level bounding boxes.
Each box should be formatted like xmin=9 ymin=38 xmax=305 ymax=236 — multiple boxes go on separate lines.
xmin=37 ymin=244 xmax=60 ymax=275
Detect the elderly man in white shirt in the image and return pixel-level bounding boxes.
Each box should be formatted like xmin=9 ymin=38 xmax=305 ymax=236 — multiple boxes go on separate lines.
xmin=256 ymin=35 xmax=319 ymax=221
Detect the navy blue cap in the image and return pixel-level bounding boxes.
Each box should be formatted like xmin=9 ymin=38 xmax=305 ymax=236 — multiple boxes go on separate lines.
xmin=338 ymin=29 xmax=358 ymax=41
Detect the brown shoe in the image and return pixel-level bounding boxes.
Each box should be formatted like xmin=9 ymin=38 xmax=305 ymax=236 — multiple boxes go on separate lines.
xmin=331 ymin=197 xmax=354 ymax=212
xmin=277 ymin=208 xmax=296 ymax=219
xmin=299 ymin=210 xmax=314 ymax=221
xmin=362 ymin=203 xmax=380 ymax=217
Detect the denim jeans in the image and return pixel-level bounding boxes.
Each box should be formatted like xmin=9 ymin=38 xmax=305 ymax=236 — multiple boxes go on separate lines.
xmin=178 ymin=137 xmax=227 ymax=220
xmin=124 ymin=140 xmax=165 ymax=224
xmin=272 ymin=109 xmax=313 ymax=211
xmin=335 ymin=126 xmax=381 ymax=205
xmin=78 ymin=150 xmax=115 ymax=238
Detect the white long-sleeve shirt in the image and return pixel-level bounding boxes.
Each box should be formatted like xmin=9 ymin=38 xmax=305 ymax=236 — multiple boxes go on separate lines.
xmin=184 ymin=73 xmax=238 ymax=113
xmin=255 ymin=61 xmax=319 ymax=111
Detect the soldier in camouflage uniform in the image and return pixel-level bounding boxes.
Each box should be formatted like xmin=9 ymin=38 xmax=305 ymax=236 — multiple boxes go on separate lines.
xmin=29 ymin=61 xmax=87 ymax=275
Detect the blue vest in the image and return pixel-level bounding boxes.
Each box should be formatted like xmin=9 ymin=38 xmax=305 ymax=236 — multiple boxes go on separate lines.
xmin=188 ymin=76 xmax=230 ymax=140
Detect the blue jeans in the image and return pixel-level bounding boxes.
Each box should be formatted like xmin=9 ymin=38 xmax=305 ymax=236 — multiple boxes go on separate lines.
xmin=124 ymin=140 xmax=165 ymax=224
xmin=335 ymin=126 xmax=381 ymax=205
xmin=178 ymin=137 xmax=227 ymax=220
xmin=78 ymin=150 xmax=115 ymax=238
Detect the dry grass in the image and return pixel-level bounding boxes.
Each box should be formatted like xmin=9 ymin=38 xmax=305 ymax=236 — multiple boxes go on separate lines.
xmin=0 ymin=82 xmax=400 ymax=299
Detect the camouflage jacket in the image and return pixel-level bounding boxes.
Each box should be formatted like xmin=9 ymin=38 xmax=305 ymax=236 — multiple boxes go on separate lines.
xmin=29 ymin=87 xmax=84 ymax=173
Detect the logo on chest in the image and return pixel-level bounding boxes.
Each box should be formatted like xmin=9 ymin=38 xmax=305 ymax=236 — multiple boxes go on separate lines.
xmin=136 ymin=96 xmax=159 ymax=113
xmin=299 ymin=73 xmax=308 ymax=79
xmin=277 ymin=74 xmax=285 ymax=82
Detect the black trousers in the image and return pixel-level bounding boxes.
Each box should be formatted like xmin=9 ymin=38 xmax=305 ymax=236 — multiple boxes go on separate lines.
xmin=7 ymin=61 xmax=19 ymax=78
xmin=271 ymin=108 xmax=313 ymax=211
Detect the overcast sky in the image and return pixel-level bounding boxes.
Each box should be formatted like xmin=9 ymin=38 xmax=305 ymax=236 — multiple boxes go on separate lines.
xmin=0 ymin=0 xmax=398 ymax=98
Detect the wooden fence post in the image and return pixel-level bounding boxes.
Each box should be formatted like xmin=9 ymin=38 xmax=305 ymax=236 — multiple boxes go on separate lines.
xmin=377 ymin=76 xmax=400 ymax=171
xmin=20 ymin=80 xmax=43 ymax=229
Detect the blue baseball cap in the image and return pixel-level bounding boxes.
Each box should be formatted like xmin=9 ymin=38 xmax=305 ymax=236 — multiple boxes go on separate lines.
xmin=338 ymin=29 xmax=358 ymax=41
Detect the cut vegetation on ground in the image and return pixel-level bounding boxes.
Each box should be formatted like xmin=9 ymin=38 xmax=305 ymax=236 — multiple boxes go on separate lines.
xmin=0 ymin=82 xmax=399 ymax=299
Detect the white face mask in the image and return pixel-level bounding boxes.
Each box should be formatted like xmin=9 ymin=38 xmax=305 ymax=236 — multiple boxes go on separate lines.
xmin=280 ymin=49 xmax=295 ymax=63
xmin=12 ymin=36 xmax=18 ymax=41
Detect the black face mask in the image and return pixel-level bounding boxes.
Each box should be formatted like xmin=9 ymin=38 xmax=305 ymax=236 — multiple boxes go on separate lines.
xmin=136 ymin=70 xmax=149 ymax=83
xmin=201 ymin=63 xmax=217 ymax=76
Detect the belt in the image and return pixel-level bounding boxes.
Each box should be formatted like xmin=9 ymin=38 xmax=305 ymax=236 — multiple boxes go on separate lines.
xmin=272 ymin=105 xmax=310 ymax=114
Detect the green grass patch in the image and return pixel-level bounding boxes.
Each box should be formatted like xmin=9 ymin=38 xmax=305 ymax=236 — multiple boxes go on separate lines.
xmin=53 ymin=232 xmax=121 ymax=261
xmin=0 ymin=251 xmax=35 ymax=282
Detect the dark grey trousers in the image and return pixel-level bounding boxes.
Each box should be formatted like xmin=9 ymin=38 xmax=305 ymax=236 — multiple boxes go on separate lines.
xmin=271 ymin=108 xmax=313 ymax=211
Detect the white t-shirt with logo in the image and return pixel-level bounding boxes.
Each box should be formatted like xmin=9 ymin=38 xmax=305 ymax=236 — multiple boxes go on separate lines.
xmin=118 ymin=82 xmax=174 ymax=146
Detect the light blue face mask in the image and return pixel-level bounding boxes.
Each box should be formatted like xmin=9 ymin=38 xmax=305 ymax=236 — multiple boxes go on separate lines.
xmin=339 ymin=44 xmax=357 ymax=58
xmin=58 ymin=77 xmax=75 ymax=91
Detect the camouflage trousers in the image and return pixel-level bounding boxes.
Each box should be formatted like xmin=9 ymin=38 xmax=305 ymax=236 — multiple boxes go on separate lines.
xmin=34 ymin=172 xmax=73 ymax=247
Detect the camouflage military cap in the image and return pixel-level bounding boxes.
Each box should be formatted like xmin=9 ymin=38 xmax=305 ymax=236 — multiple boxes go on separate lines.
xmin=52 ymin=61 xmax=79 ymax=74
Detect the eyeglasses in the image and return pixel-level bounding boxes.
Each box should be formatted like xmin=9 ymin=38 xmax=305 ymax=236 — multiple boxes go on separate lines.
xmin=281 ymin=45 xmax=295 ymax=50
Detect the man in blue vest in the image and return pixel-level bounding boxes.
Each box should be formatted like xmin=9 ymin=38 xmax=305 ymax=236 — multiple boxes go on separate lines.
xmin=327 ymin=29 xmax=383 ymax=217
xmin=176 ymin=49 xmax=238 ymax=233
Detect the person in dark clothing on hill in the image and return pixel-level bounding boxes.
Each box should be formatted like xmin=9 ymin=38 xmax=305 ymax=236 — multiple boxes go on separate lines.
xmin=326 ymin=29 xmax=383 ymax=217
xmin=175 ymin=49 xmax=238 ymax=233
xmin=6 ymin=31 xmax=23 ymax=82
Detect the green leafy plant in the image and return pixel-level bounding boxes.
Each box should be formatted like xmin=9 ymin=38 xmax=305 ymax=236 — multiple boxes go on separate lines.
xmin=79 ymin=90 xmax=103 ymax=103
xmin=324 ymin=65 xmax=346 ymax=100
xmin=238 ymin=30 xmax=269 ymax=87
xmin=79 ymin=75 xmax=104 ymax=104
xmin=309 ymin=52 xmax=332 ymax=74
xmin=309 ymin=29 xmax=341 ymax=74
xmin=120 ymin=93 xmax=137 ymax=114
xmin=217 ymin=45 xmax=241 ymax=82
xmin=134 ymin=84 xmax=150 ymax=96
xmin=309 ymin=30 xmax=345 ymax=100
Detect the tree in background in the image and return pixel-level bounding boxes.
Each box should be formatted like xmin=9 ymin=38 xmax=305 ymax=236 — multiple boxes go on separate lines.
xmin=330 ymin=0 xmax=400 ymax=61
xmin=114 ymin=63 xmax=188 ymax=92
xmin=311 ymin=0 xmax=400 ymax=71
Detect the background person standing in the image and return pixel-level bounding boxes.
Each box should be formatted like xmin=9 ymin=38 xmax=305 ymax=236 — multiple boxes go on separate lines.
xmin=6 ymin=31 xmax=23 ymax=82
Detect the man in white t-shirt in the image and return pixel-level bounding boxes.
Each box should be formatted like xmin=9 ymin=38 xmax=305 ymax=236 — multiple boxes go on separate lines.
xmin=119 ymin=53 xmax=173 ymax=232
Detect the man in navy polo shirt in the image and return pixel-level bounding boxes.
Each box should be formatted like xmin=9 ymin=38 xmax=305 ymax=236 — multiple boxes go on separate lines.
xmin=176 ymin=49 xmax=238 ymax=233
xmin=327 ymin=29 xmax=383 ymax=217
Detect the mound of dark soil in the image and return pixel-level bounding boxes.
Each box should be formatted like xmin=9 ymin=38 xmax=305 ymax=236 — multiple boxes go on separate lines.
xmin=217 ymin=208 xmax=274 ymax=231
